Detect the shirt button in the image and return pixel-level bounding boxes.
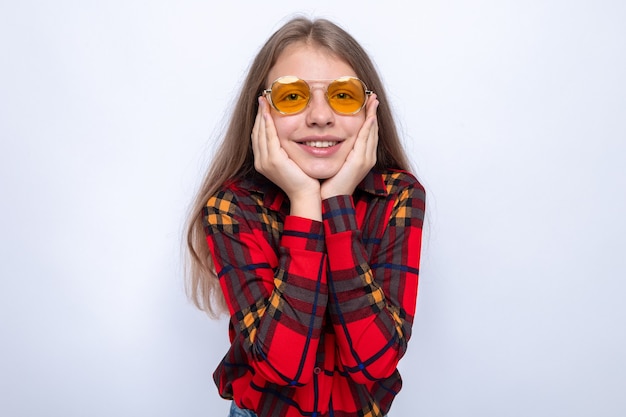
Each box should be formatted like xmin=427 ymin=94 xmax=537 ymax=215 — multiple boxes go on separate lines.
xmin=313 ymin=367 xmax=322 ymax=375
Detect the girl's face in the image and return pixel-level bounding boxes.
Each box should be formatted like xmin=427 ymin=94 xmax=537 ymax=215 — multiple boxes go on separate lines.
xmin=265 ymin=43 xmax=367 ymax=180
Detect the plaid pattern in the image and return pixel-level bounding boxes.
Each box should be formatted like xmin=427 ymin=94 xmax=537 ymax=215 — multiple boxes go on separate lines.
xmin=204 ymin=169 xmax=425 ymax=417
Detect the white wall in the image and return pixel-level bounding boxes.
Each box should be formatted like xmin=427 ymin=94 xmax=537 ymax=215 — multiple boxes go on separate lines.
xmin=1 ymin=1 xmax=625 ymax=416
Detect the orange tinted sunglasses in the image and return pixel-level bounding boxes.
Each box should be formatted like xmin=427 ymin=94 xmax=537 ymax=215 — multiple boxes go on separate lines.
xmin=263 ymin=76 xmax=373 ymax=115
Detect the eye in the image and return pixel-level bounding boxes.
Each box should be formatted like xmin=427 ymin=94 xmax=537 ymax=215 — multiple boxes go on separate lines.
xmin=274 ymin=87 xmax=308 ymax=103
xmin=331 ymin=90 xmax=357 ymax=101
xmin=271 ymin=85 xmax=309 ymax=113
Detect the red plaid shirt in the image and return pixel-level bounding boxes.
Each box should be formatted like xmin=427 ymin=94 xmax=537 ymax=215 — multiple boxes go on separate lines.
xmin=204 ymin=169 xmax=425 ymax=417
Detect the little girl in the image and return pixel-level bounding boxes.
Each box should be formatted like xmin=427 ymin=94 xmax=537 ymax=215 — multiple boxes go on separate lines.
xmin=186 ymin=17 xmax=426 ymax=417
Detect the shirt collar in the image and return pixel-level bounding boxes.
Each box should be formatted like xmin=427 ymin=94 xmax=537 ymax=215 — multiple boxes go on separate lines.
xmin=357 ymin=169 xmax=389 ymax=197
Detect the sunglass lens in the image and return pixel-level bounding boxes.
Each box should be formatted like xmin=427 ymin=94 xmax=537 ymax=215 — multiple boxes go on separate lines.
xmin=270 ymin=77 xmax=310 ymax=114
xmin=327 ymin=77 xmax=366 ymax=114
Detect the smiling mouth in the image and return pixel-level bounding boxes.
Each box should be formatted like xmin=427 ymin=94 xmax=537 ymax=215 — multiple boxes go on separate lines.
xmin=301 ymin=141 xmax=338 ymax=148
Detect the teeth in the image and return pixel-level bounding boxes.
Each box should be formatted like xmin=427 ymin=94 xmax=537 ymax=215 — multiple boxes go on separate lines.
xmin=304 ymin=141 xmax=337 ymax=148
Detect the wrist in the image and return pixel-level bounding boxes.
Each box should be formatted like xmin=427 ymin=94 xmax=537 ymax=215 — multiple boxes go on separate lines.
xmin=288 ymin=189 xmax=322 ymax=221
xmin=321 ymin=184 xmax=353 ymax=200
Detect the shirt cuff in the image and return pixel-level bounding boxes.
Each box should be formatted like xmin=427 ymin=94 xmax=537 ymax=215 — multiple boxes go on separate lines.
xmin=281 ymin=215 xmax=325 ymax=252
xmin=322 ymin=195 xmax=358 ymax=234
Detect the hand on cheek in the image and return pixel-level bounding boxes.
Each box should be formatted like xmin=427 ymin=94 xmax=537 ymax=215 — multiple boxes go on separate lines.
xmin=251 ymin=97 xmax=322 ymax=219
xmin=321 ymin=95 xmax=379 ymax=200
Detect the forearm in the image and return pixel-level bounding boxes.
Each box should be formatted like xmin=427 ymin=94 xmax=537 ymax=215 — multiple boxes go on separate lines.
xmin=249 ymin=215 xmax=328 ymax=383
xmin=325 ymin=228 xmax=419 ymax=381
xmin=205 ymin=192 xmax=329 ymax=385
xmin=322 ymin=193 xmax=422 ymax=382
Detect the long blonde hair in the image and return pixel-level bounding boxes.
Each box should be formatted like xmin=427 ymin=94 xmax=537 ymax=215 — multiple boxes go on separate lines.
xmin=185 ymin=17 xmax=412 ymax=317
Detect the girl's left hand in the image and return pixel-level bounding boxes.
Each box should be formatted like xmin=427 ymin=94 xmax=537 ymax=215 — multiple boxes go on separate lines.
xmin=320 ymin=94 xmax=379 ymax=199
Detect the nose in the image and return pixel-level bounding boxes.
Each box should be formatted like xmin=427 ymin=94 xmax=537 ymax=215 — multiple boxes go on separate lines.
xmin=305 ymin=90 xmax=334 ymax=127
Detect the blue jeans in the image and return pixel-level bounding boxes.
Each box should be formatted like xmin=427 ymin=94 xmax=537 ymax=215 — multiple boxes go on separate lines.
xmin=229 ymin=401 xmax=257 ymax=417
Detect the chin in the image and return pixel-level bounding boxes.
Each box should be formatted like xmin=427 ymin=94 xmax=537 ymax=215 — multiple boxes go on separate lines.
xmin=304 ymin=168 xmax=340 ymax=180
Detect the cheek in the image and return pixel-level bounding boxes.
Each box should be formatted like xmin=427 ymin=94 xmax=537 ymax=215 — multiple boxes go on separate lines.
xmin=344 ymin=115 xmax=366 ymax=137
xmin=270 ymin=113 xmax=298 ymax=141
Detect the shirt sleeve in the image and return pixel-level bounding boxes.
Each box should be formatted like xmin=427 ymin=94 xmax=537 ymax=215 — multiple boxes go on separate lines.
xmin=322 ymin=181 xmax=425 ymax=384
xmin=204 ymin=188 xmax=328 ymax=386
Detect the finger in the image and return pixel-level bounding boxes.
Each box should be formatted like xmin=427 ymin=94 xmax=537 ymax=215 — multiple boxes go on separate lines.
xmin=367 ymin=101 xmax=379 ymax=143
xmin=365 ymin=95 xmax=379 ymax=131
xmin=365 ymin=97 xmax=379 ymax=156
xmin=251 ymin=98 xmax=263 ymax=159
xmin=366 ymin=93 xmax=378 ymax=116
xmin=252 ymin=100 xmax=270 ymax=172
xmin=354 ymin=97 xmax=379 ymax=154
xmin=257 ymin=97 xmax=272 ymax=161
xmin=262 ymin=104 xmax=281 ymax=156
xmin=365 ymin=121 xmax=379 ymax=169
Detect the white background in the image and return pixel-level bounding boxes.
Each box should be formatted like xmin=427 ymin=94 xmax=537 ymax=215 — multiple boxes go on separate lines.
xmin=1 ymin=1 xmax=625 ymax=416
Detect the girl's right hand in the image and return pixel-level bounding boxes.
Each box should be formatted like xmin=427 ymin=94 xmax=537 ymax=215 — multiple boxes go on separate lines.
xmin=251 ymin=97 xmax=322 ymax=219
